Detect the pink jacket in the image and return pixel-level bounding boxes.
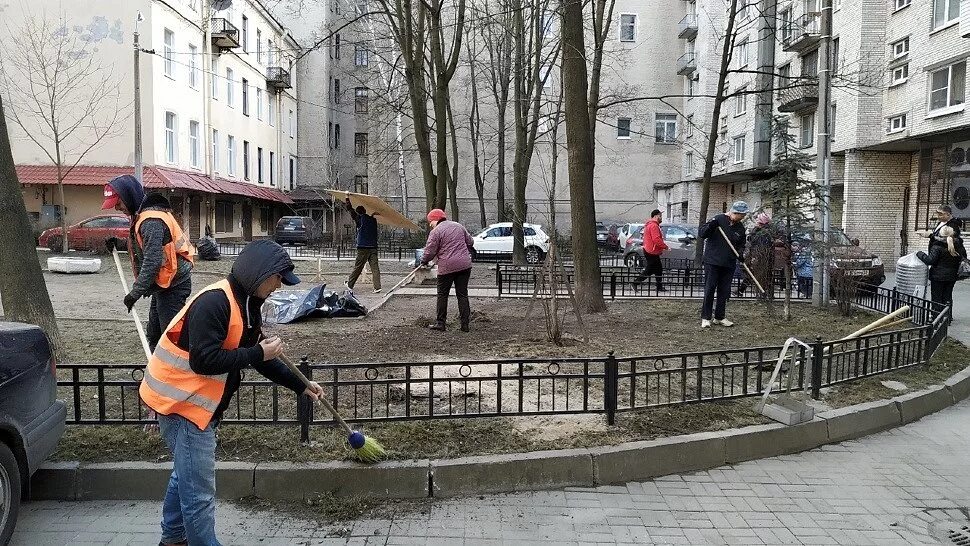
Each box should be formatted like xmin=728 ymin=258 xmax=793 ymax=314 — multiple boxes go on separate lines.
xmin=422 ymin=220 xmax=474 ymax=275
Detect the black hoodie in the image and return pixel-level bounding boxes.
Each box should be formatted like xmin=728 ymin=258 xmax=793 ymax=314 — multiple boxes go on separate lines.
xmin=176 ymin=240 xmax=305 ymax=422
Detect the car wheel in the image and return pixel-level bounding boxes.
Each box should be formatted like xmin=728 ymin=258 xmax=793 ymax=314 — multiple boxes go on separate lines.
xmin=0 ymin=442 xmax=21 ymax=545
xmin=525 ymin=246 xmax=543 ymax=264
xmin=624 ymin=253 xmax=644 ymax=269
xmin=47 ymin=235 xmax=63 ymax=252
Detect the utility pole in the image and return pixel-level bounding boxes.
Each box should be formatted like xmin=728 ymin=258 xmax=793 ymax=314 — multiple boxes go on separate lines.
xmin=133 ymin=12 xmax=145 ymax=185
xmin=812 ymin=0 xmax=832 ymax=306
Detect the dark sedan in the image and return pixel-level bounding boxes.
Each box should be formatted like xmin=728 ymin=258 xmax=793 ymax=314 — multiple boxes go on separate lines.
xmin=0 ymin=322 xmax=66 ymax=542
xmin=274 ymin=216 xmax=323 ymax=246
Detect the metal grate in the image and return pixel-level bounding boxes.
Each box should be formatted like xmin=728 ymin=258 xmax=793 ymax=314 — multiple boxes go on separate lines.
xmin=949 ymin=525 xmax=970 ymax=546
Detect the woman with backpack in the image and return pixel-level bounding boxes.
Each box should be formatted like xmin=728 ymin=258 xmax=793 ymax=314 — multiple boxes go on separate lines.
xmin=917 ymin=225 xmax=967 ymax=309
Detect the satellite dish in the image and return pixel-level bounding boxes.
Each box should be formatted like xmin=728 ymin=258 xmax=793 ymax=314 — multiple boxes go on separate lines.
xmin=212 ymin=0 xmax=233 ymax=10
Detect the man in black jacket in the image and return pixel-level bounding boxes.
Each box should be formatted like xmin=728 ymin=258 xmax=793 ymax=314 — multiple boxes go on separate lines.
xmin=698 ymin=201 xmax=748 ymax=328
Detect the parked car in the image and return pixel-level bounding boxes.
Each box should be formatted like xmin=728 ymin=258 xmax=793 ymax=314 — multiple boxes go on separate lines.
xmin=0 ymin=322 xmax=66 ymax=543
xmin=793 ymin=229 xmax=886 ymax=286
xmin=605 ymin=224 xmax=621 ymax=251
xmin=616 ymin=223 xmax=644 ymax=251
xmin=623 ymin=224 xmax=698 ymax=267
xmin=274 ymin=216 xmax=323 ymax=246
xmin=595 ymin=221 xmax=610 ymax=247
xmin=37 ymin=214 xmax=129 ymax=252
xmin=471 ymin=222 xmax=550 ymax=264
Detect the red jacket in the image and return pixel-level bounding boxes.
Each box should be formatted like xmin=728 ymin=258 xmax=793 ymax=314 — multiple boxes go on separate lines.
xmin=642 ymin=219 xmax=669 ymax=256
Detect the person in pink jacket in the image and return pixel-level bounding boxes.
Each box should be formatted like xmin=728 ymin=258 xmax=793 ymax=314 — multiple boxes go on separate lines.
xmin=420 ymin=209 xmax=474 ymax=332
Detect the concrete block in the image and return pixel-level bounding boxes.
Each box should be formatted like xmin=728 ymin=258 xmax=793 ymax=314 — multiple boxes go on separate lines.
xmin=721 ymin=419 xmax=829 ymax=464
xmin=944 ymin=366 xmax=970 ymax=402
xmin=432 ymin=449 xmax=594 ymax=497
xmin=893 ymin=385 xmax=954 ymax=424
xmin=215 ymin=462 xmax=256 ymax=499
xmin=818 ymin=399 xmax=902 ymax=443
xmin=254 ymin=460 xmax=430 ymax=500
xmin=592 ymin=432 xmax=726 ymax=485
xmin=78 ymin=462 xmax=171 ymax=500
xmin=30 ymin=461 xmax=78 ymax=500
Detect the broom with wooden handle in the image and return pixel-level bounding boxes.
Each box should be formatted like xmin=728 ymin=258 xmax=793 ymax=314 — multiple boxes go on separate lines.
xmin=717 ymin=225 xmax=767 ymax=296
xmin=111 ymin=248 xmax=153 ymax=361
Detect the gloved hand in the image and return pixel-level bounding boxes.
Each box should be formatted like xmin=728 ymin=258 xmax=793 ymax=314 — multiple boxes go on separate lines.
xmin=123 ymin=293 xmax=138 ymax=313
xmin=916 ymin=251 xmax=929 ymax=262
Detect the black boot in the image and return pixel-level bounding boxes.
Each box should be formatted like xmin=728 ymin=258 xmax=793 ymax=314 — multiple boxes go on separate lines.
xmin=428 ymin=322 xmax=446 ymax=331
xmin=656 ymin=282 xmax=666 ymax=293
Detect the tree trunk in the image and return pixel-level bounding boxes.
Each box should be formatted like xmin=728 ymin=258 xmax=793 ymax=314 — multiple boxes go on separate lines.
xmin=694 ymin=0 xmax=739 ymax=264
xmin=0 ymin=97 xmax=60 ymax=350
xmin=467 ymin=35 xmax=488 ymax=228
xmin=561 ymin=0 xmax=605 ymax=313
xmin=496 ymin=106 xmax=508 ymax=221
xmin=446 ymin=99 xmax=461 ymax=221
xmin=511 ymin=0 xmax=527 ymax=264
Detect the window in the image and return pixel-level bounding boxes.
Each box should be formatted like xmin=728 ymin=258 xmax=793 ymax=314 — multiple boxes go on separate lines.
xmin=929 ymin=61 xmax=966 ymax=112
xmin=892 ymin=37 xmax=909 ymax=59
xmin=335 ymin=124 xmax=341 ymax=149
xmin=686 ymin=152 xmax=694 ymax=174
xmin=829 ymin=103 xmax=836 ymax=141
xmin=242 ymin=78 xmax=249 ymax=116
xmin=328 ymin=122 xmax=333 ymax=149
xmin=241 ymin=15 xmax=249 ymax=52
xmin=289 ymin=109 xmax=295 ymax=138
xmin=212 ymin=129 xmax=220 ymax=172
xmin=354 ymin=175 xmax=368 ymax=193
xmin=733 ymin=135 xmax=745 ymax=164
xmin=227 ymin=135 xmax=236 ymax=176
xmin=189 ymin=120 xmax=200 ymax=168
xmin=256 ymin=29 xmax=263 ymax=63
xmin=269 ymin=99 xmax=276 ymax=126
xmin=243 ymin=141 xmax=251 ymax=180
xmin=188 ymin=44 xmax=199 ymax=88
xmin=895 ymin=0 xmax=911 ymax=9
xmin=268 ymin=40 xmax=275 ymax=66
xmin=687 ymin=76 xmax=697 ymax=97
xmin=617 ymin=117 xmax=631 ymax=138
xmin=777 ymin=63 xmax=791 ymax=94
xmin=800 ymin=113 xmax=815 ymax=148
xmin=619 ymin=14 xmax=636 ymax=42
xmin=215 ymin=201 xmax=234 ymax=233
xmin=738 ymin=2 xmax=749 ymax=21
xmin=270 ymin=152 xmax=275 ymax=185
xmin=335 ymin=33 xmax=341 ymax=60
xmin=334 ymin=78 xmax=341 ymax=104
xmin=163 ymin=29 xmax=175 ymax=78
xmin=289 ymin=156 xmax=296 ymax=189
xmin=260 ymin=207 xmax=272 ymax=232
xmin=891 ymin=64 xmax=909 ymax=85
xmin=932 ymin=0 xmax=960 ymax=30
xmin=802 ymin=49 xmax=818 ymax=77
xmin=888 ymin=114 xmax=907 ymax=133
xmin=686 ymin=114 xmax=693 ymax=137
xmin=655 ymin=113 xmax=677 ymax=143
xmin=211 ymin=57 xmax=219 ymax=99
xmin=226 ymin=68 xmax=234 ymax=107
xmin=736 ymin=38 xmax=749 ymax=68
xmin=780 ymin=9 xmax=793 ymax=42
xmin=735 ymin=89 xmax=747 ymax=116
xmin=164 ymin=112 xmax=177 ymax=163
xmin=832 ymin=38 xmax=840 ymax=74
xmin=355 ymin=45 xmax=369 ymax=66
xmin=355 ymin=133 xmax=368 ymax=156
xmin=524 ymin=227 xmax=537 ymax=236
xmin=357 ymin=0 xmax=368 ymax=16
xmin=257 ymin=147 xmax=264 ymax=182
xmin=256 ymin=88 xmax=264 ymax=120
xmin=355 ymin=87 xmax=369 ymax=113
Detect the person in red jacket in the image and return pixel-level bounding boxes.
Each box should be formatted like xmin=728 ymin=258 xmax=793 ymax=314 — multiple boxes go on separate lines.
xmin=633 ymin=209 xmax=669 ymax=292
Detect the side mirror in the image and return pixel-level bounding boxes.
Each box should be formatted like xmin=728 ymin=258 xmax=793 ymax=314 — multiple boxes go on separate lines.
xmin=678 ymin=237 xmax=691 ymax=243
xmin=480 ymin=233 xmax=488 ymax=239
xmin=851 ymin=238 xmax=860 ymax=246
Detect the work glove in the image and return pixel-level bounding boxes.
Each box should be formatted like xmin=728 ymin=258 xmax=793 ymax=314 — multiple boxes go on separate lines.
xmin=123 ymin=293 xmax=138 ymax=313
xmin=916 ymin=251 xmax=929 ymax=263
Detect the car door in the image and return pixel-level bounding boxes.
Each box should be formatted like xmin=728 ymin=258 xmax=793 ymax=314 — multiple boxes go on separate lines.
xmin=662 ymin=225 xmax=693 ymax=260
xmin=71 ymin=218 xmax=105 ymax=250
xmin=476 ymin=227 xmax=504 ymax=253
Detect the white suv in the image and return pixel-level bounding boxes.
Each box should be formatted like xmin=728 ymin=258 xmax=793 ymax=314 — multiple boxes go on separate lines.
xmin=472 ymin=222 xmax=550 ymax=264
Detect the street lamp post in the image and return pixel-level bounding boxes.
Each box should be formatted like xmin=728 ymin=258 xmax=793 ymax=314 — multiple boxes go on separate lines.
xmin=133 ymin=11 xmax=145 ymax=186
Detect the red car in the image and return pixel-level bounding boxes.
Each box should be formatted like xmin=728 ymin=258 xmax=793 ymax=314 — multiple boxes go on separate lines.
xmin=38 ymin=214 xmax=130 ymax=251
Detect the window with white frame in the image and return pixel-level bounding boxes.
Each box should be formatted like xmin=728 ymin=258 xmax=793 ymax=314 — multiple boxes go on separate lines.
xmin=164 ymin=112 xmax=177 ymax=163
xmin=738 ymin=2 xmax=749 ymax=21
xmin=188 ymin=44 xmax=199 ymax=88
xmin=619 ymin=14 xmax=636 ymax=42
xmin=800 ymin=113 xmax=815 ymax=148
xmin=929 ymin=61 xmax=966 ymax=112
xmin=163 ymin=29 xmax=175 ymax=78
xmin=891 ymin=37 xmax=909 ymax=59
xmin=269 ymin=99 xmax=276 ymax=126
xmin=686 ymin=114 xmax=693 ymax=137
xmin=211 ymin=57 xmax=219 ymax=99
xmin=830 ymin=103 xmax=836 ymax=141
xmin=270 ymin=152 xmax=275 ymax=185
xmin=242 ymin=79 xmax=249 ymax=116
xmin=736 ymin=38 xmax=749 ymax=67
xmin=212 ymin=129 xmax=220 ymax=172
xmin=687 ymin=76 xmax=697 ymax=97
xmin=227 ymin=135 xmax=236 ymax=176
xmin=256 ymin=88 xmax=263 ymax=120
xmin=289 ymin=109 xmax=295 ymax=138
xmin=894 ymin=0 xmax=911 ymax=10
xmin=355 ymin=45 xmax=369 ymax=66
xmin=735 ymin=89 xmax=747 ymax=116
xmin=257 ymin=147 xmax=264 ymax=182
xmin=241 ymin=15 xmax=249 ymax=52
xmin=686 ymin=152 xmax=694 ymax=174
xmin=655 ymin=113 xmax=677 ymax=143
xmin=226 ymin=68 xmax=234 ymax=107
xmin=733 ymin=135 xmax=745 ymax=164
xmin=617 ymin=117 xmax=631 ymax=138
xmin=243 ymin=141 xmax=250 ymax=179
xmin=932 ymin=0 xmax=960 ymax=30
xmin=268 ymin=40 xmax=275 ymax=66
xmin=189 ymin=120 xmax=200 ymax=168
xmin=780 ymin=9 xmax=793 ymax=42
xmin=888 ymin=113 xmax=907 ymax=133
xmin=256 ymin=29 xmax=263 ymax=63
xmin=891 ymin=64 xmax=909 ymax=85
xmin=355 ymin=87 xmax=369 ymax=113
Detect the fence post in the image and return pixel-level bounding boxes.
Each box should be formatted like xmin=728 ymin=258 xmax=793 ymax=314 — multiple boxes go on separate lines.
xmin=610 ymin=273 xmax=617 ymax=300
xmin=604 ymin=351 xmax=618 ymax=425
xmin=337 ymin=245 xmax=342 ymax=261
xmin=810 ymin=336 xmax=823 ymax=400
xmin=298 ymin=356 xmax=312 ymax=444
xmin=496 ymin=266 xmax=503 ymax=298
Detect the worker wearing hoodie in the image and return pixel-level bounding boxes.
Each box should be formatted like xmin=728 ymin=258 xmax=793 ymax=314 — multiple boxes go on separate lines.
xmin=102 ymin=174 xmax=195 ymax=351
xmin=140 ymin=239 xmax=324 ymax=546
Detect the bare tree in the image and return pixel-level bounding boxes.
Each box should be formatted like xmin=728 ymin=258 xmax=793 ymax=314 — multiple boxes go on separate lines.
xmin=0 ymin=13 xmax=128 ymax=253
xmin=466 ymin=29 xmax=489 ymax=228
xmin=478 ymin=0 xmax=514 ymax=222
xmin=0 ymin=95 xmax=60 ymax=350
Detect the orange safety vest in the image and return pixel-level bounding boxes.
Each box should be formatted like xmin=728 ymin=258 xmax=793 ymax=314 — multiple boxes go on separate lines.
xmin=139 ymin=280 xmax=244 ymax=431
xmin=134 ymin=210 xmax=196 ymax=289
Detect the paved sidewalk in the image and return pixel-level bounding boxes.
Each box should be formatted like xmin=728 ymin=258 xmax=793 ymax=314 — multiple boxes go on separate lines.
xmin=12 ymin=399 xmax=970 ymax=545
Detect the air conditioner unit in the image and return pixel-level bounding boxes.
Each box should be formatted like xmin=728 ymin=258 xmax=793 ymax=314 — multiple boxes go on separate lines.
xmin=950 ymin=175 xmax=970 ymax=219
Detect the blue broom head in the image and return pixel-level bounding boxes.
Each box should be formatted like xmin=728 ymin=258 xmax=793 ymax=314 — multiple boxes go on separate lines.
xmin=348 ymin=431 xmax=366 ymax=449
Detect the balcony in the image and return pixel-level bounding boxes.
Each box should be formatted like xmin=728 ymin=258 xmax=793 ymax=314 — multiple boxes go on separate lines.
xmin=677 ymin=52 xmax=696 ymax=75
xmin=782 ymin=13 xmax=821 ymax=53
xmin=266 ymin=66 xmax=292 ymax=90
xmin=210 ymin=18 xmax=240 ymax=50
xmin=778 ymin=78 xmax=819 ymax=113
xmin=678 ymin=14 xmax=698 ymax=39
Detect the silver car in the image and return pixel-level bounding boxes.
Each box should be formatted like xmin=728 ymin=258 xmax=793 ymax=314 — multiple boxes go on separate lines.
xmin=623 ymin=224 xmax=698 ymax=267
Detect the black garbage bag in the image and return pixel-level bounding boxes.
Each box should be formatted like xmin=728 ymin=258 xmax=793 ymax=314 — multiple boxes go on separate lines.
xmin=197 ymin=236 xmax=221 ymax=261
xmin=264 ymin=284 xmax=368 ymax=324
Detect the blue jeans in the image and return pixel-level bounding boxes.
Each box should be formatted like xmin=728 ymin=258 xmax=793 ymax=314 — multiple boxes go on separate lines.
xmin=157 ymin=413 xmax=221 ymax=546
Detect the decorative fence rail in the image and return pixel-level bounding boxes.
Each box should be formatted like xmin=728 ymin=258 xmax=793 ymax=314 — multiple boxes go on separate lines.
xmin=215 ymin=241 xmax=420 ymax=262
xmin=57 ymin=285 xmax=949 ymax=444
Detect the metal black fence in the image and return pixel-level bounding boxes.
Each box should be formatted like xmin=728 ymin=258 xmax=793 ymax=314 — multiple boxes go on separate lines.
xmin=58 ymin=285 xmax=948 ymax=441
xmin=215 ymin=241 xmax=420 ymax=261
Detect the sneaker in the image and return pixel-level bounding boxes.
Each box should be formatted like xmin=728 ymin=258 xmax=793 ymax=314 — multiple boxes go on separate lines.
xmin=428 ymin=322 xmax=446 ymax=331
xmin=701 ymin=319 xmax=712 ymax=328
xmin=373 ymin=288 xmax=383 ymax=294
xmin=713 ymin=318 xmax=734 ymax=327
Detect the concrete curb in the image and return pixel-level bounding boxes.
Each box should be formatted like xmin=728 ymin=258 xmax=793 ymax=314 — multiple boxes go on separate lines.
xmin=34 ymin=367 xmax=970 ymax=501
